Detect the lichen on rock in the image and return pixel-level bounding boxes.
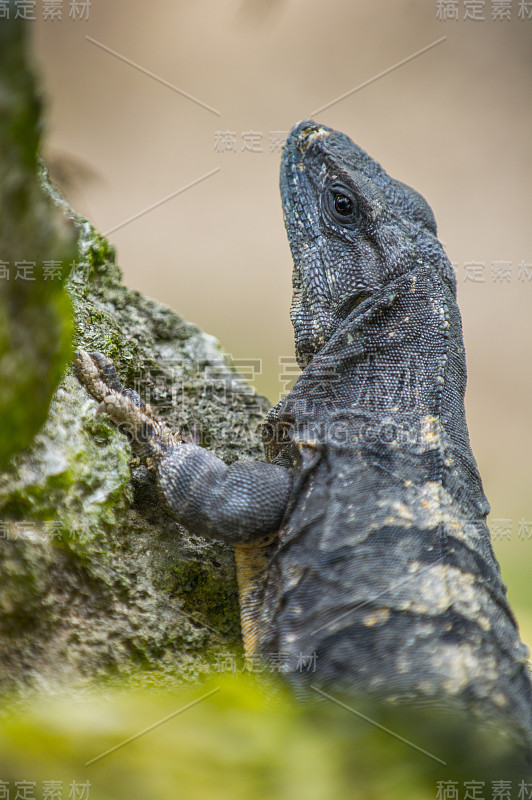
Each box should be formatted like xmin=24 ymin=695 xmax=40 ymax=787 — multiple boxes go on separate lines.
xmin=0 ymin=9 xmax=270 ymax=693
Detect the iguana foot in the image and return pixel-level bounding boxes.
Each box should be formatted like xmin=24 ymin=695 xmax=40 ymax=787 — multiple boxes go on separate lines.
xmin=74 ymin=349 xmax=182 ymax=457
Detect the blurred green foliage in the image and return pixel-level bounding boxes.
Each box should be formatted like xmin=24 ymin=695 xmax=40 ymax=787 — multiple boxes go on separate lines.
xmin=0 ymin=11 xmax=78 ymax=469
xmin=0 ymin=673 xmax=530 ymax=799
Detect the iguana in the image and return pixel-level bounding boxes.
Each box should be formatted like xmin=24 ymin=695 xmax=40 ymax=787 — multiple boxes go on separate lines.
xmin=75 ymin=120 xmax=532 ymax=760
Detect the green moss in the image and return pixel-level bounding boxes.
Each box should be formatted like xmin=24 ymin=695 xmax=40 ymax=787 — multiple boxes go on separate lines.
xmin=172 ymin=560 xmax=241 ymax=641
xmin=0 ymin=17 xmax=78 ymax=469
xmin=84 ymin=231 xmax=120 ymax=284
xmin=0 ymin=32 xmax=78 ymax=458
xmin=0 ymin=7 xmax=270 ymax=693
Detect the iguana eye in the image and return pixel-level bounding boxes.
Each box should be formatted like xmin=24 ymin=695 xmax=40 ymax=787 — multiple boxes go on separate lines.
xmin=324 ymin=184 xmax=359 ymax=226
xmin=334 ymin=194 xmax=353 ymax=216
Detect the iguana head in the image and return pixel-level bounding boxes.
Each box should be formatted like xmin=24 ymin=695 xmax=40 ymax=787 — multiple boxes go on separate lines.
xmin=280 ymin=120 xmax=451 ymax=368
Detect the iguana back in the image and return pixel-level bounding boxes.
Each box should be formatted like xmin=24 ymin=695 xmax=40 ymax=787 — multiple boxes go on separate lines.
xmin=249 ymin=121 xmax=532 ymax=750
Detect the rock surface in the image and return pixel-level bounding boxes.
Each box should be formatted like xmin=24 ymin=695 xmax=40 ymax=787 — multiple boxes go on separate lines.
xmin=0 ymin=10 xmax=269 ymax=692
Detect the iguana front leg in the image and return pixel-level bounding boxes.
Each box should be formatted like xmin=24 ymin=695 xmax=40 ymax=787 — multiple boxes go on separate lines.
xmin=74 ymin=350 xmax=293 ymax=545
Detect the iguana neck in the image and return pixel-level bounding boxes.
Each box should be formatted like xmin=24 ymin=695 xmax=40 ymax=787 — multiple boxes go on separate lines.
xmin=266 ymin=264 xmax=489 ymax=519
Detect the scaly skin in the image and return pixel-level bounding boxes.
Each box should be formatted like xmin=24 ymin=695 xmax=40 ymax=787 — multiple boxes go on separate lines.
xmin=75 ymin=120 xmax=532 ymax=760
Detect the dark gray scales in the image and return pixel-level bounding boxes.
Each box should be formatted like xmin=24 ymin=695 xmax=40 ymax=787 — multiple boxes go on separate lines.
xmin=75 ymin=120 xmax=532 ymax=759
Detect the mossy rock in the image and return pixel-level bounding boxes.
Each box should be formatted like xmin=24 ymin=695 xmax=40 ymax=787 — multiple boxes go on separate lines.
xmin=0 ymin=9 xmax=269 ymax=693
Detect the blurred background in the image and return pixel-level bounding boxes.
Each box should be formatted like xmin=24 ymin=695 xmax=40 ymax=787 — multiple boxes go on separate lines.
xmin=31 ymin=0 xmax=531 ymax=641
